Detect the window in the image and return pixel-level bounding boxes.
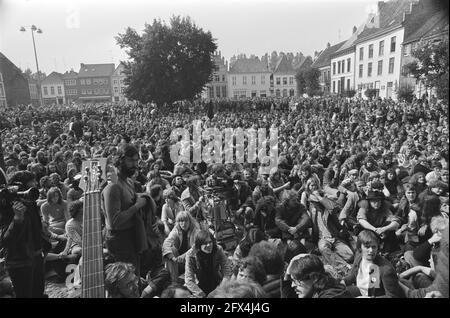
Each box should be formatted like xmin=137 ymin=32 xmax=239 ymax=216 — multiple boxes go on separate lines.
xmin=333 ymin=62 xmax=336 ymax=75
xmin=389 ymin=57 xmax=395 ymax=74
xmin=43 ymin=87 xmax=48 ymax=95
xmin=283 ymin=77 xmax=287 ymax=85
xmin=260 ymin=90 xmax=266 ymax=97
xmin=114 ymin=80 xmax=118 ymax=85
xmin=282 ymin=89 xmax=288 ymax=97
xmin=289 ymin=77 xmax=294 ymax=85
xmin=275 ymin=89 xmax=280 ymax=97
xmin=94 ymin=89 xmax=99 ymax=94
xmin=369 ymin=44 xmax=374 ymax=58
xmin=81 ymin=89 xmax=86 ymax=95
xmin=251 ymin=91 xmax=257 ymax=97
xmin=379 ymin=40 xmax=384 ymax=56
xmin=337 ymin=81 xmax=341 ymax=93
xmin=347 ymin=79 xmax=350 ymax=90
xmin=327 ymin=70 xmax=330 ymax=81
xmin=276 ymin=77 xmax=280 ymax=85
xmin=338 ymin=61 xmax=341 ymax=74
xmin=359 ymin=64 xmax=363 ymax=78
xmin=289 ymin=89 xmax=295 ymax=96
xmin=120 ymin=87 xmax=125 ymax=93
xmin=261 ymin=75 xmax=265 ymax=85
xmin=377 ymin=60 xmax=383 ymax=75
xmin=222 ymin=75 xmax=225 ymax=82
xmin=359 ymin=47 xmax=364 ymax=60
xmin=80 ymin=79 xmax=85 ymax=85
xmin=216 ymin=87 xmax=221 ymax=97
xmin=57 ymin=86 xmax=62 ymax=95
xmin=390 ymin=36 xmax=396 ymax=53
xmin=222 ymin=86 xmax=226 ymax=97
xmin=243 ymin=76 xmax=247 ymax=85
xmin=347 ymin=58 xmax=351 ymax=72
xmin=232 ymin=76 xmax=236 ymax=86
xmin=332 ymin=81 xmax=335 ymax=93
xmin=368 ymin=62 xmax=372 ymax=77
xmin=87 ymin=89 xmax=92 ymax=95
xmin=252 ymin=76 xmax=256 ymax=85
xmin=86 ymin=79 xmax=91 ymax=85
xmin=50 ymin=86 xmax=55 ymax=95
xmin=215 ymin=75 xmax=220 ymax=82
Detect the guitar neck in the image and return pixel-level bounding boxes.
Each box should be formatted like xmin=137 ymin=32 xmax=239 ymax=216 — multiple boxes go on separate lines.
xmin=81 ymin=190 xmax=105 ymax=298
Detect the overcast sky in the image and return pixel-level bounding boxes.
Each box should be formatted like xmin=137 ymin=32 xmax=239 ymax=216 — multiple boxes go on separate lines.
xmin=0 ymin=0 xmax=378 ymax=74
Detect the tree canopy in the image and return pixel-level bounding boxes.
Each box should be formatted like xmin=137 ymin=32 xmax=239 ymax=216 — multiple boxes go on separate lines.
xmin=115 ymin=16 xmax=217 ymax=105
xmin=405 ymin=39 xmax=449 ymax=102
xmin=295 ymin=67 xmax=320 ymax=96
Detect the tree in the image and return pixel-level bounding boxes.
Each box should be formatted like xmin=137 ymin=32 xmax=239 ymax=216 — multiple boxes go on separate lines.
xmin=405 ymin=39 xmax=449 ymax=102
xmin=296 ymin=67 xmax=320 ymax=96
xmin=115 ymin=15 xmax=217 ymax=105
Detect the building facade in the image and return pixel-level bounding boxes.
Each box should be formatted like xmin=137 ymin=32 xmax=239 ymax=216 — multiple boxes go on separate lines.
xmin=271 ymin=55 xmax=297 ymax=97
xmin=111 ymin=63 xmax=128 ymax=102
xmin=41 ymin=72 xmax=66 ymax=105
xmin=63 ymin=70 xmax=78 ymax=104
xmin=77 ymin=63 xmax=115 ymax=103
xmin=227 ymin=57 xmax=271 ymax=98
xmin=204 ymin=51 xmax=228 ymax=99
xmin=0 ymin=72 xmax=7 ymax=109
xmin=312 ymin=42 xmax=345 ymax=94
xmin=354 ymin=0 xmax=416 ymax=100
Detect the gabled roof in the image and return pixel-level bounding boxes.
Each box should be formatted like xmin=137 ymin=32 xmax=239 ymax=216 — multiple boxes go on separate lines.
xmin=355 ymin=0 xmax=417 ymax=44
xmin=112 ymin=62 xmax=126 ymax=77
xmin=229 ymin=58 xmax=270 ymax=74
xmin=312 ymin=41 xmax=345 ymax=69
xmin=403 ymin=10 xmax=449 ymax=44
xmin=273 ymin=55 xmax=296 ymax=74
xmin=42 ymin=71 xmax=64 ymax=84
xmin=78 ymin=63 xmax=115 ymax=78
xmin=62 ymin=70 xmax=78 ymax=79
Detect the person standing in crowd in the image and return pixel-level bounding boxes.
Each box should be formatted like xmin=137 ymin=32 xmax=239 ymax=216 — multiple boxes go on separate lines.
xmin=102 ymin=144 xmax=148 ymax=277
xmin=0 ymin=171 xmax=46 ymax=298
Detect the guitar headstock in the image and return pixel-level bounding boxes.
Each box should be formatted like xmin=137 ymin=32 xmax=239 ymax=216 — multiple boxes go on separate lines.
xmin=80 ymin=158 xmax=107 ymax=192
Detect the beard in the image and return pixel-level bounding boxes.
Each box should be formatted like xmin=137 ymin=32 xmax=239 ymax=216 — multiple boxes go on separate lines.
xmin=120 ymin=162 xmax=136 ymax=178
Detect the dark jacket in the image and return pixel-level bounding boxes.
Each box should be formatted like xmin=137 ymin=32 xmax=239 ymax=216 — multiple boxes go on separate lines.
xmin=275 ymin=202 xmax=311 ymax=240
xmin=315 ymin=281 xmax=352 ymax=298
xmin=344 ymin=253 xmax=403 ymax=298
xmin=0 ymin=201 xmax=44 ymax=268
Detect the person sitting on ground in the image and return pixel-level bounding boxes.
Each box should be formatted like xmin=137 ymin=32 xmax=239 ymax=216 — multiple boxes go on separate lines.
xmin=162 ymin=211 xmax=199 ymax=283
xmin=104 ymin=262 xmax=140 ymax=298
xmin=248 ymin=240 xmax=286 ymax=298
xmin=344 ymin=230 xmax=403 ymax=298
xmin=285 ymin=254 xmax=352 ymax=298
xmin=254 ymin=195 xmax=281 ymax=239
xmin=233 ymin=256 xmax=267 ymax=286
xmin=184 ymin=230 xmax=232 ymax=298
xmin=160 ymin=283 xmax=192 ymax=298
xmin=395 ymin=183 xmax=421 ymax=250
xmin=40 ymin=186 xmax=70 ymax=237
xmin=275 ymin=190 xmax=311 ymax=259
xmin=59 ymin=200 xmax=83 ymax=260
xmin=161 ymin=189 xmax=184 ymax=236
xmin=356 ymin=189 xmax=401 ymax=253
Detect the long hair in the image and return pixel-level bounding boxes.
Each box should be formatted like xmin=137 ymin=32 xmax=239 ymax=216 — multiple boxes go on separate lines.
xmin=175 ymin=210 xmax=199 ymax=234
xmin=289 ymin=254 xmax=337 ymax=296
xmin=104 ymin=262 xmax=136 ymax=297
xmin=46 ymin=186 xmax=63 ymax=205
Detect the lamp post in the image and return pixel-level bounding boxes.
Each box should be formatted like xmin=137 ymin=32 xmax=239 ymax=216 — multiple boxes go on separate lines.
xmin=20 ymin=25 xmax=43 ymax=106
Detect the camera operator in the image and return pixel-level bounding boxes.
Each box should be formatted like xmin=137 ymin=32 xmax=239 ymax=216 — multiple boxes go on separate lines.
xmin=0 ymin=171 xmax=46 ymax=298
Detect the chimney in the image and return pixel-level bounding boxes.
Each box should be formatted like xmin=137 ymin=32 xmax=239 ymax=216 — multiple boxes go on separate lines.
xmin=327 ymin=42 xmax=331 ymax=48
xmin=352 ymin=26 xmax=357 ymax=34
xmin=378 ymin=1 xmax=385 ymax=14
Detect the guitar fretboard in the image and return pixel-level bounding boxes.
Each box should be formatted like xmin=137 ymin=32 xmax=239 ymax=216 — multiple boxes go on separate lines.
xmin=81 ymin=189 xmax=105 ymax=298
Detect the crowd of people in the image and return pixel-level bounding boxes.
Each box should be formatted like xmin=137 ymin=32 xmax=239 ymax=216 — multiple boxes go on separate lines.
xmin=0 ymin=94 xmax=448 ymax=298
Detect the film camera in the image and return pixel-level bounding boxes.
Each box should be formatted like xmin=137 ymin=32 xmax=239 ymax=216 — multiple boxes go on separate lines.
xmin=0 ymin=184 xmax=40 ymax=209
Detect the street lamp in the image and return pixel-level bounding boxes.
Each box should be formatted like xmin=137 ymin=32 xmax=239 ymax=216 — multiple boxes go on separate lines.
xmin=20 ymin=25 xmax=43 ymax=106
